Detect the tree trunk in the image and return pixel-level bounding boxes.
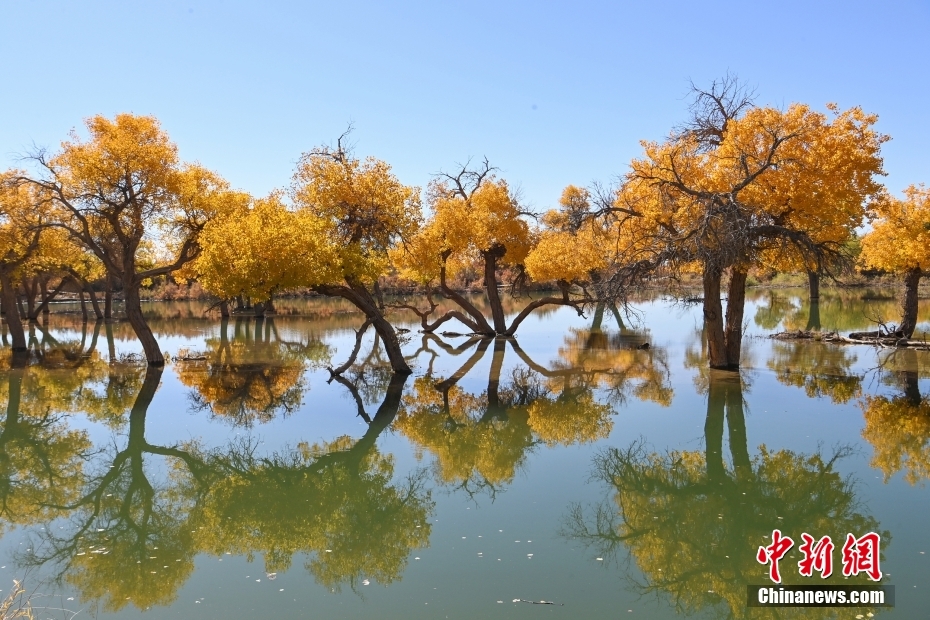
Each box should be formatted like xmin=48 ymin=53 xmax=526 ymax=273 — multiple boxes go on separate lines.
xmin=317 ymin=281 xmax=412 ymax=375
xmin=899 ymin=267 xmax=922 ymax=338
xmin=591 ymin=303 xmax=605 ymax=331
xmin=0 ymin=271 xmax=27 ymax=352
xmin=124 ymin=282 xmax=164 ymax=366
xmin=483 ymin=247 xmax=507 ymax=334
xmin=86 ymin=284 xmax=104 ymax=320
xmin=723 ymin=267 xmax=747 ymax=369
xmin=28 ymin=277 xmax=66 ymax=321
xmin=79 ymin=289 xmax=88 ymax=322
xmin=16 ymin=289 xmax=27 ymax=321
xmin=105 ymin=322 xmax=116 ymax=362
xmin=702 ymin=264 xmax=729 ymax=369
xmin=437 ymin=253 xmax=494 ymax=335
xmin=219 ymin=300 xmax=230 ymax=318
xmin=807 ymin=269 xmax=820 ymax=301
xmin=40 ymin=277 xmax=51 ymax=316
xmin=104 ymin=275 xmax=113 ymax=320
xmin=22 ymin=279 xmax=37 ymax=320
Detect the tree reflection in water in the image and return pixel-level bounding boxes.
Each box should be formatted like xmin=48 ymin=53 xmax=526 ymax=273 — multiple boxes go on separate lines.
xmin=861 ymin=348 xmax=930 ymax=485
xmin=562 ymin=370 xmax=887 ymax=619
xmin=18 ymin=358 xmax=431 ymax=611
xmin=767 ymin=341 xmax=862 ymax=404
xmin=175 ymin=316 xmax=330 ymax=426
xmin=0 ymin=353 xmax=92 ymax=535
xmin=395 ymin=326 xmax=671 ymax=499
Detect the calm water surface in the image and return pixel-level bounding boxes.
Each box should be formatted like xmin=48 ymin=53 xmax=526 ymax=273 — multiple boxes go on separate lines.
xmin=1 ymin=288 xmax=928 ymax=619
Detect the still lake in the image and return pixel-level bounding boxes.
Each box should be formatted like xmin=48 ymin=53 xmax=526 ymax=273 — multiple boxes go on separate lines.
xmin=1 ymin=288 xmax=928 ymax=619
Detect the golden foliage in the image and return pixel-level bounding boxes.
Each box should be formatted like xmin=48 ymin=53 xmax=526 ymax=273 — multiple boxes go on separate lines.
xmin=860 ymin=185 xmax=930 ymax=274
xmin=396 ymin=176 xmax=532 ymax=282
xmin=193 ymin=193 xmax=340 ymax=300
xmin=622 ymin=103 xmax=886 ymax=273
xmin=291 ymin=150 xmax=421 ymax=284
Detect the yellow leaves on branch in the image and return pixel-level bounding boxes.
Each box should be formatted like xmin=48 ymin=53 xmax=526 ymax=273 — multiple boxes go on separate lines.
xmin=291 ymin=151 xmax=421 ymax=284
xmin=193 ymin=193 xmax=341 ymax=301
xmin=623 ymin=103 xmax=887 ymax=272
xmin=859 ymin=185 xmax=930 ymax=274
xmin=525 ymin=225 xmax=607 ymax=283
xmin=398 ymin=177 xmax=532 ymax=282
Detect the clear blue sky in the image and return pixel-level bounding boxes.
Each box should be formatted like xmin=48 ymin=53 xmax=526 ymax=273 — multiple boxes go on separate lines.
xmin=2 ymin=0 xmax=927 ymax=209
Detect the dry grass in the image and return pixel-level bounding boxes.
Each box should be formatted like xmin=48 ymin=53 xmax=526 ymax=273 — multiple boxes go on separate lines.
xmin=0 ymin=581 xmax=34 ymax=620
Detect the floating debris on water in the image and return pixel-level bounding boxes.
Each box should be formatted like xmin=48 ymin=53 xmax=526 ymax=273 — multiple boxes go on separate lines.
xmin=513 ymin=599 xmax=564 ymax=606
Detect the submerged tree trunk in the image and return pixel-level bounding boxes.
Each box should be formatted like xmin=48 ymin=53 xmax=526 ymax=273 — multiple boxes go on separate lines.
xmin=483 ymin=247 xmax=508 ymax=334
xmin=315 ymin=280 xmax=412 ymax=375
xmin=437 ymin=253 xmax=494 ymax=336
xmin=702 ymin=264 xmax=728 ymax=370
xmin=703 ymin=264 xmax=746 ymax=371
xmin=899 ymin=267 xmax=922 ymax=338
xmin=28 ymin=276 xmax=66 ymax=321
xmin=104 ymin=276 xmax=113 ymax=320
xmin=723 ymin=268 xmax=747 ymax=369
xmin=0 ymin=271 xmax=27 ymax=352
xmin=86 ymin=285 xmax=103 ymax=320
xmin=79 ymin=289 xmax=88 ymax=322
xmin=807 ymin=269 xmax=820 ymax=301
xmin=124 ymin=282 xmax=164 ymax=366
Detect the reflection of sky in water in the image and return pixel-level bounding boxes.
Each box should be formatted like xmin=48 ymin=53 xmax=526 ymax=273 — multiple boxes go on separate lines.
xmin=0 ymin=291 xmax=927 ymax=618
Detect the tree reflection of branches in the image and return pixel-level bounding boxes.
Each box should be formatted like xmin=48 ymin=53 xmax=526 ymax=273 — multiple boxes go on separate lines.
xmin=561 ymin=372 xmax=887 ymax=619
xmin=176 ymin=317 xmax=329 ymax=427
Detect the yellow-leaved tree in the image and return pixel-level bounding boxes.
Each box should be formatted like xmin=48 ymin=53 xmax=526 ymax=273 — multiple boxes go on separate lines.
xmin=859 ymin=184 xmax=930 ymax=338
xmin=395 ymin=164 xmax=594 ymax=337
xmin=606 ymin=78 xmax=886 ymax=369
xmin=191 ymin=192 xmax=338 ymax=316
xmin=19 ymin=115 xmax=238 ymax=365
xmin=0 ymin=170 xmax=49 ymax=353
xmin=289 ymin=135 xmax=422 ymax=374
